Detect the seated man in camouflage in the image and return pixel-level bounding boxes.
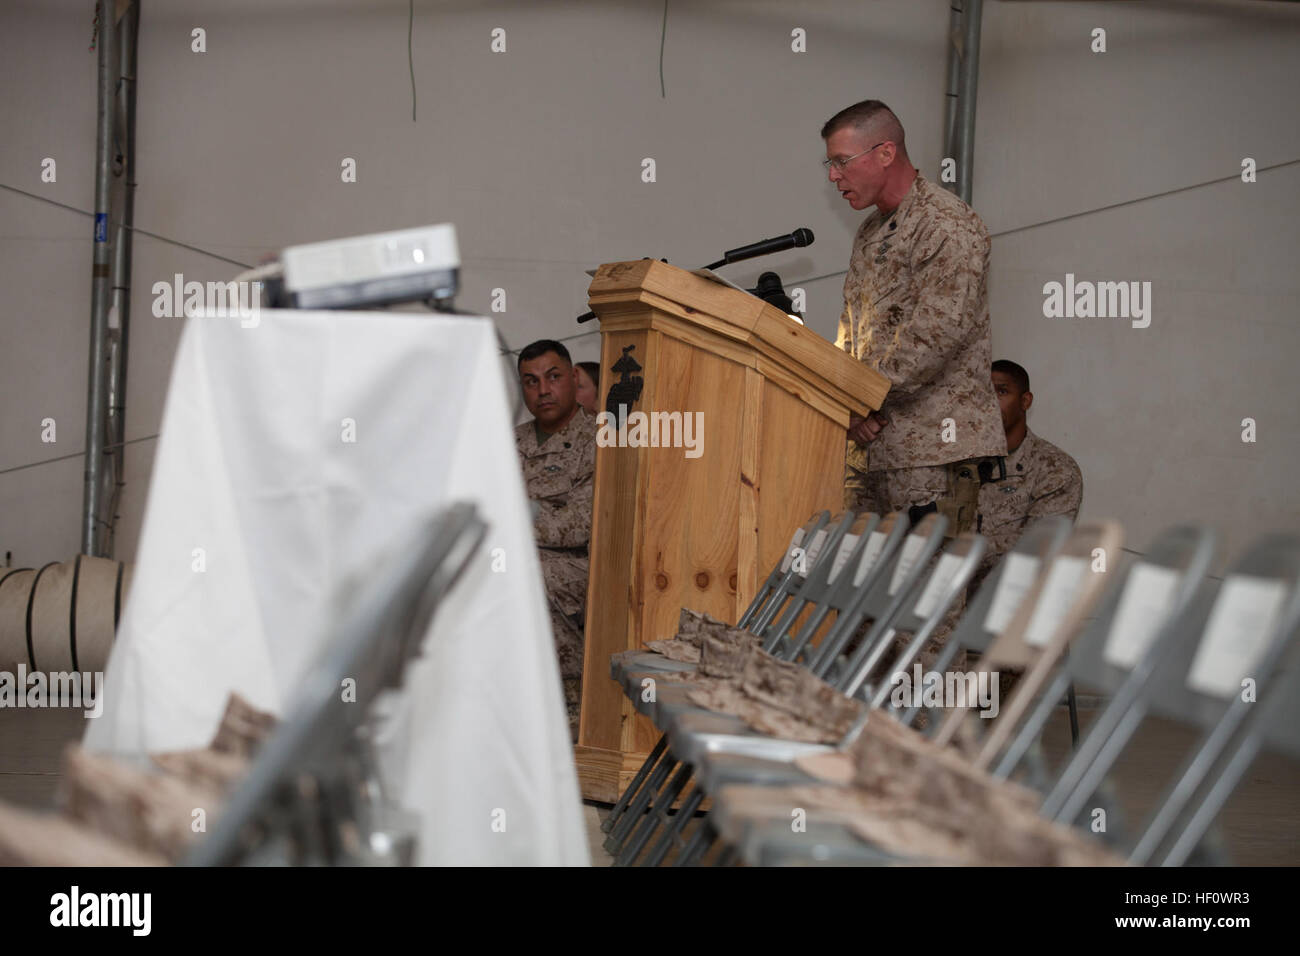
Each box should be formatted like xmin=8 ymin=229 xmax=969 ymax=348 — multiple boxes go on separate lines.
xmin=973 ymin=359 xmax=1084 ymax=592
xmin=514 ymin=339 xmax=596 ymax=743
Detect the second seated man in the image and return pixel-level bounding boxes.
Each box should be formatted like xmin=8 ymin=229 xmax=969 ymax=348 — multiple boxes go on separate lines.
xmin=973 ymin=359 xmax=1084 ymax=592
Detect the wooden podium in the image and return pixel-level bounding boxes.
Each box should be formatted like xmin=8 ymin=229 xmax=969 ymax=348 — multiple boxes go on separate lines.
xmin=573 ymin=260 xmax=890 ymax=801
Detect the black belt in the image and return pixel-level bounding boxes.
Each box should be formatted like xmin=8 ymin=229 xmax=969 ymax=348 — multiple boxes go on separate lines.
xmin=907 ymin=501 xmax=938 ymax=525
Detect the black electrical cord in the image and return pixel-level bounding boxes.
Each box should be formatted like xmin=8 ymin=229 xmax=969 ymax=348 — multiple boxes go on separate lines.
xmin=659 ymin=0 xmax=668 ymax=99
xmin=408 ymin=0 xmax=417 ymax=122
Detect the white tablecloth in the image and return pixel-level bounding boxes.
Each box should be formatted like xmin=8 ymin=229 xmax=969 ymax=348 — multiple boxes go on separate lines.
xmin=84 ymin=309 xmax=588 ymax=866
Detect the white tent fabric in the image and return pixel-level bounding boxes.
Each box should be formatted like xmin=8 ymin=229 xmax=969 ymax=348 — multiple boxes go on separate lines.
xmin=83 ymin=309 xmax=588 ymax=866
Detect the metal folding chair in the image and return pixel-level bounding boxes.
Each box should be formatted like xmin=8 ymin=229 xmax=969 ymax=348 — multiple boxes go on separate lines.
xmin=186 ymin=503 xmax=487 ymax=866
xmin=601 ymin=510 xmax=845 ymax=851
xmin=1149 ymin=618 xmax=1300 ymax=866
xmin=1043 ymin=532 xmax=1300 ymax=865
xmin=672 ymin=523 xmax=996 ymax=866
xmin=690 ymin=517 xmax=1073 ymax=809
xmin=994 ymin=524 xmax=1217 ymax=788
xmin=608 ymin=511 xmax=927 ymax=864
xmin=926 ymin=521 xmax=1124 ymax=757
xmin=729 ymin=528 xmax=1300 ymax=868
xmin=636 ymin=515 xmax=972 ymax=865
xmin=713 ymin=520 xmax=1129 ymax=865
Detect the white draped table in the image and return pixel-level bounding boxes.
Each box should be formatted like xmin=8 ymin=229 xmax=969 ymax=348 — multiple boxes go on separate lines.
xmin=84 ymin=308 xmax=588 ymax=866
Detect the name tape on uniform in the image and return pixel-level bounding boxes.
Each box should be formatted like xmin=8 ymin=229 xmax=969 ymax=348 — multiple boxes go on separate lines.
xmin=1023 ymin=556 xmax=1088 ymax=648
xmin=1103 ymin=563 xmax=1182 ymax=669
xmin=1186 ymin=575 xmax=1288 ymax=698
xmin=984 ymin=554 xmax=1041 ymax=634
xmin=913 ymin=552 xmax=967 ymax=619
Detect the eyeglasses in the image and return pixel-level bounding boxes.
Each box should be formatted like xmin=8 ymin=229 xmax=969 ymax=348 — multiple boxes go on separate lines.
xmin=822 ymin=142 xmax=886 ymax=171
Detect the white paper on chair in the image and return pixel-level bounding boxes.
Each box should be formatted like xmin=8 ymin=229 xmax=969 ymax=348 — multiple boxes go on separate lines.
xmin=913 ymin=553 xmax=966 ymax=619
xmin=984 ymin=553 xmax=1040 ymax=635
xmin=1023 ymin=556 xmax=1088 ymax=648
xmin=853 ymin=531 xmax=889 ymax=587
xmin=829 ymin=533 xmax=858 ymax=584
xmin=1186 ymin=575 xmax=1288 ymax=698
xmin=889 ymin=533 xmax=928 ymax=595
xmin=800 ymin=528 xmax=830 ymax=577
xmin=1103 ymin=563 xmax=1181 ymax=668
xmin=780 ymin=527 xmax=807 ymax=574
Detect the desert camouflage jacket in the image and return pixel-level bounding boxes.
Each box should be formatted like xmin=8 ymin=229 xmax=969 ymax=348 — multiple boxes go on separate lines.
xmin=837 ymin=173 xmax=1006 ymax=471
xmin=978 ymin=428 xmax=1083 ymax=562
xmin=514 ymin=407 xmax=596 ymax=551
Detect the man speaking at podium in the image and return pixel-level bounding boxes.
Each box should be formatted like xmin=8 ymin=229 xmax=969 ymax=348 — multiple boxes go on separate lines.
xmin=825 ymin=100 xmax=1005 ymax=531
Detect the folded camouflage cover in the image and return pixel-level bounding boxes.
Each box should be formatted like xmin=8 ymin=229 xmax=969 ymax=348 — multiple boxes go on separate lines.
xmin=645 ymin=607 xmax=751 ymax=664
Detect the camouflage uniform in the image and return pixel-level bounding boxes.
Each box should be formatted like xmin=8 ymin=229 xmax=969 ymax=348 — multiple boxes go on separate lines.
xmin=964 ymin=428 xmax=1082 ymax=703
xmin=514 ymin=407 xmax=596 ymax=742
xmin=971 ymin=428 xmax=1083 ymax=593
xmin=837 ymin=173 xmax=1006 ymax=518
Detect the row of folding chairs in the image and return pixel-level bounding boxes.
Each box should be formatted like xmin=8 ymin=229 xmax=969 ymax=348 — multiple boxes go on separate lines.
xmin=602 ymin=509 xmax=1300 ymax=866
xmin=602 ymin=507 xmax=966 ymax=864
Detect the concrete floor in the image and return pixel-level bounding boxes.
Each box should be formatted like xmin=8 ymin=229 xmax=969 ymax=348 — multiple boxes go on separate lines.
xmin=3 ymin=704 xmax=1296 ymax=866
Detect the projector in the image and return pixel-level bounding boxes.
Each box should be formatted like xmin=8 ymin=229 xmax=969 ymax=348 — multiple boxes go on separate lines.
xmin=278 ymin=223 xmax=460 ymax=310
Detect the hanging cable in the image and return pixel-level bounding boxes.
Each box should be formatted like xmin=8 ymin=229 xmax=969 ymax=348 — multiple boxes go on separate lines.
xmin=408 ymin=0 xmax=417 ymax=122
xmin=0 ymin=435 xmax=159 ymax=478
xmin=659 ymin=0 xmax=669 ymax=99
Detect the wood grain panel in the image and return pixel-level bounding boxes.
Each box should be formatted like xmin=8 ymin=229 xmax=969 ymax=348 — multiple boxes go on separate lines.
xmin=637 ymin=334 xmax=744 ymax=643
xmin=736 ymin=368 xmax=764 ymax=615
xmin=579 ymin=328 xmax=648 ymax=754
xmin=756 ymin=382 xmax=846 ymax=578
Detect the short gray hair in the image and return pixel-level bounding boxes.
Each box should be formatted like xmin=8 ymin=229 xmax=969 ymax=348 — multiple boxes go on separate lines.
xmin=820 ymin=100 xmax=906 ymax=155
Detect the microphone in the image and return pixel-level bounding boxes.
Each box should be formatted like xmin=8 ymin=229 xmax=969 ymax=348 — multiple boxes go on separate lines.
xmin=703 ymin=228 xmax=814 ymax=271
